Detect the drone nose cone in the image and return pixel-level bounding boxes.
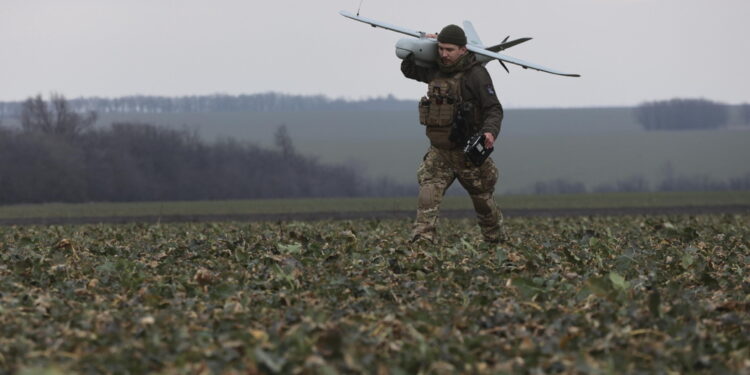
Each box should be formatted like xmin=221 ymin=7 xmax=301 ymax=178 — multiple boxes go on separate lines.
xmin=394 ymin=38 xmax=437 ymax=67
xmin=395 ymin=38 xmax=412 ymax=59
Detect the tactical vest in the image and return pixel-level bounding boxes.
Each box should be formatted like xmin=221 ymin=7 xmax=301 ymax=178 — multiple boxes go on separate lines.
xmin=418 ymin=72 xmax=464 ymax=149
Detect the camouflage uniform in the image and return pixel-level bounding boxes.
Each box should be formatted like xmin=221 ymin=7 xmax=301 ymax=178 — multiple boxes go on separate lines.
xmin=402 ymin=52 xmax=505 ymax=243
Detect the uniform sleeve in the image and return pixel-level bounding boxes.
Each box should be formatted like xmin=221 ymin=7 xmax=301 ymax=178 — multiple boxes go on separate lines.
xmin=400 ymin=54 xmax=436 ymax=83
xmin=469 ymin=67 xmax=504 ymax=137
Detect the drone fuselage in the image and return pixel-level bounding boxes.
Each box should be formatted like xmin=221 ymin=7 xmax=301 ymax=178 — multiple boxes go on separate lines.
xmin=395 ymin=38 xmax=493 ymax=67
xmin=395 ymin=38 xmax=436 ymax=67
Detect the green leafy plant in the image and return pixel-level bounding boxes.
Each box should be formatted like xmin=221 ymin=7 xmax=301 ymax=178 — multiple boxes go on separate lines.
xmin=0 ymin=214 xmax=748 ymax=373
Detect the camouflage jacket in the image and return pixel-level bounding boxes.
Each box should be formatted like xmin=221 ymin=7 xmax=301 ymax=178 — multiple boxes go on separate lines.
xmin=401 ymin=53 xmax=503 ymax=139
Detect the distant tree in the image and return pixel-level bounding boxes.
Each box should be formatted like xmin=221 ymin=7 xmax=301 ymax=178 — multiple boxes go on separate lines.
xmin=0 ymin=117 xmax=411 ymax=204
xmin=0 ymin=129 xmax=87 ymax=204
xmin=635 ymin=98 xmax=729 ymax=130
xmin=274 ymin=125 xmax=295 ymax=158
xmin=21 ymin=93 xmax=97 ymax=138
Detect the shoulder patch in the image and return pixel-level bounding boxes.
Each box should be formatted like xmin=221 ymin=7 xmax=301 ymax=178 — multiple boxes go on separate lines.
xmin=486 ymin=84 xmax=496 ymax=96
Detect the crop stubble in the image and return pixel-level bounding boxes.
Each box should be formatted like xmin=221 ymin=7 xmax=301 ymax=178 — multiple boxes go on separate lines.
xmin=0 ymin=214 xmax=748 ymax=373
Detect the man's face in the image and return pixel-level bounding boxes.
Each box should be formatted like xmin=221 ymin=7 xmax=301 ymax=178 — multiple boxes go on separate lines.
xmin=438 ymin=42 xmax=467 ymax=65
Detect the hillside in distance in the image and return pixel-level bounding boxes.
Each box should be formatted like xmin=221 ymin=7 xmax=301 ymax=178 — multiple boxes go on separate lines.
xmin=2 ymin=94 xmax=748 ymax=194
xmin=88 ymin=107 xmax=748 ymax=194
xmin=92 ymin=106 xmax=641 ymax=143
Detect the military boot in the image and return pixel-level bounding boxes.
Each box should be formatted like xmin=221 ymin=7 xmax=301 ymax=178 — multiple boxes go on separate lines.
xmin=484 ymin=227 xmax=510 ymax=244
xmin=410 ymin=232 xmax=436 ymax=246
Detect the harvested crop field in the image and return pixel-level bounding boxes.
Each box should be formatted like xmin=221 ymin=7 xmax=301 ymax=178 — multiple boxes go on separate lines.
xmin=1 ymin=213 xmax=748 ymax=373
xmin=0 ymin=204 xmax=749 ymax=226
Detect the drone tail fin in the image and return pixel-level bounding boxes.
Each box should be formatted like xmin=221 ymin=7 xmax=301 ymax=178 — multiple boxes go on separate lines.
xmin=487 ymin=37 xmax=532 ymax=52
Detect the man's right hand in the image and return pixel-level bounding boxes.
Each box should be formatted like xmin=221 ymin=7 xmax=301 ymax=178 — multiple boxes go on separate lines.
xmin=483 ymin=132 xmax=495 ymax=149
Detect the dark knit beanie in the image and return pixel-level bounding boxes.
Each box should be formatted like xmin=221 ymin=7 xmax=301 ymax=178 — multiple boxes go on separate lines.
xmin=438 ymin=24 xmax=466 ymax=46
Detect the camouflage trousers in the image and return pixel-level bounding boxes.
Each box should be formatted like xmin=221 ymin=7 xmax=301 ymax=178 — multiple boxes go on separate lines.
xmin=413 ymin=146 xmax=504 ymax=243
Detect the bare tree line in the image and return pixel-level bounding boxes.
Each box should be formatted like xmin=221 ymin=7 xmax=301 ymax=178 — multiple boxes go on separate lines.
xmin=0 ymin=93 xmax=411 ymax=118
xmin=521 ymin=173 xmax=750 ymax=195
xmin=0 ymin=95 xmax=411 ymax=205
xmin=635 ymin=98 xmax=744 ymax=130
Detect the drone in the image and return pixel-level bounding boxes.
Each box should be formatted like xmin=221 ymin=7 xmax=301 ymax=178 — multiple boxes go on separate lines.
xmin=340 ymin=10 xmax=580 ymax=78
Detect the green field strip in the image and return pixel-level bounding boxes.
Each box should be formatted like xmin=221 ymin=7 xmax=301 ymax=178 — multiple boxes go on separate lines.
xmin=1 ymin=191 xmax=748 ymax=220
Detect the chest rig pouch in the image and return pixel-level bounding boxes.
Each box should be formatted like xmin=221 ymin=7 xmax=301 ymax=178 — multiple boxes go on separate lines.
xmin=418 ymin=72 xmax=464 ymax=149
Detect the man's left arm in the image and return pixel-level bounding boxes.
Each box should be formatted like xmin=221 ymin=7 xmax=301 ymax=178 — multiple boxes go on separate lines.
xmin=471 ymin=68 xmax=504 ymax=148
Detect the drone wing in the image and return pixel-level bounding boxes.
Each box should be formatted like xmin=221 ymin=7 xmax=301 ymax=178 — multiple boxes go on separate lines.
xmin=339 ymin=10 xmax=425 ymax=38
xmin=467 ymin=44 xmax=580 ymax=77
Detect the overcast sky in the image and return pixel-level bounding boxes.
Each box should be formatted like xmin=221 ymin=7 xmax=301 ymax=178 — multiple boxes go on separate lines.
xmin=2 ymin=0 xmax=748 ymax=107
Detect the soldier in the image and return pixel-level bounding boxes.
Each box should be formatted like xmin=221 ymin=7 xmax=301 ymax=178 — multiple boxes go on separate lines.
xmin=401 ymin=24 xmax=507 ymax=244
